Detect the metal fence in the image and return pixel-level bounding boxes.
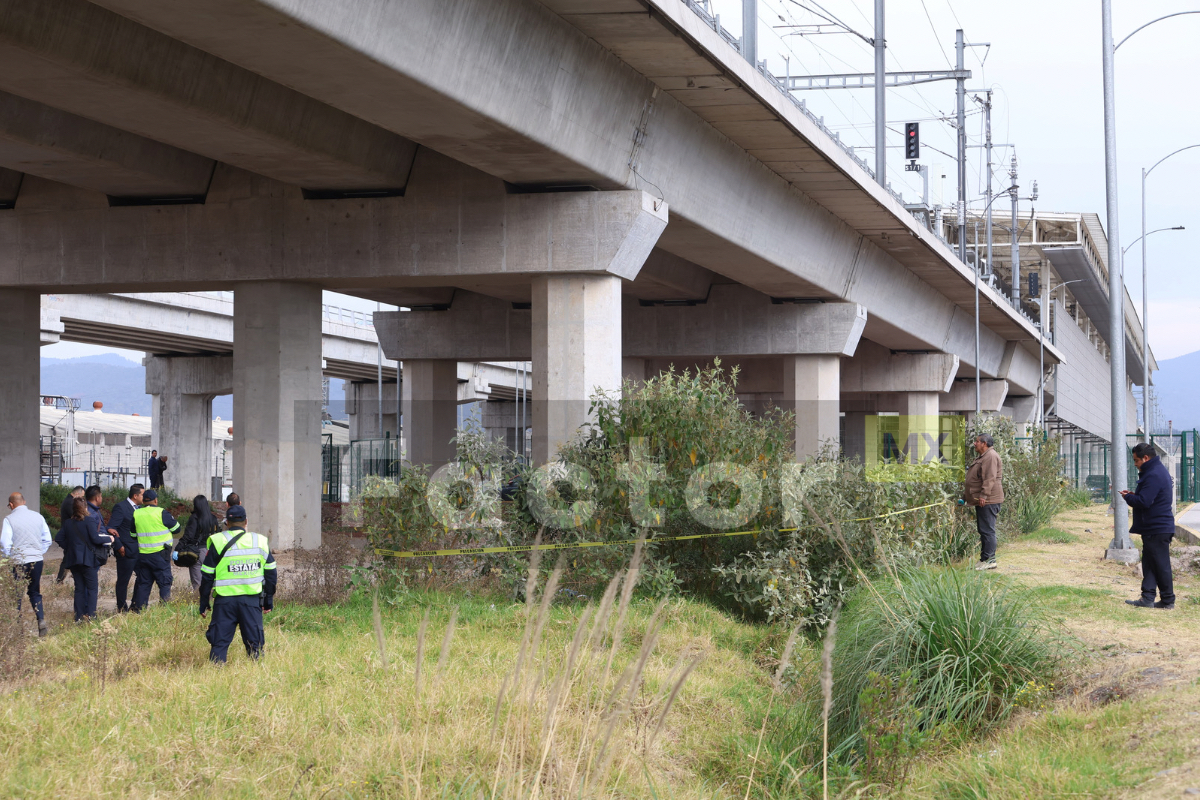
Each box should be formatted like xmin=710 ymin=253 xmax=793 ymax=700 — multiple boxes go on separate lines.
xmin=321 ymin=433 xmax=349 ymax=503
xmin=1125 ymin=431 xmax=1199 ymax=504
xmin=347 ymin=436 xmax=400 ymax=499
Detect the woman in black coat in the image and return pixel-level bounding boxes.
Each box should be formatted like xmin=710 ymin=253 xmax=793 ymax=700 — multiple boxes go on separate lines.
xmin=175 ymin=495 xmax=220 ymax=591
xmin=56 ymin=497 xmax=116 ymax=621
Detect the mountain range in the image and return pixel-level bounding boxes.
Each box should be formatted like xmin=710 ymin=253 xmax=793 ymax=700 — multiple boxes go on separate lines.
xmin=1153 ymin=349 xmax=1200 ymax=432
xmin=40 ymin=354 xmax=346 ymax=420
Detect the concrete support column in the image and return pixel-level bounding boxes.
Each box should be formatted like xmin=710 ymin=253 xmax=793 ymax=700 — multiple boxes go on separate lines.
xmin=346 ymin=380 xmax=399 ymax=440
xmin=532 ymin=275 xmax=622 ymax=464
xmin=0 ymin=291 xmax=40 ymax=519
xmin=622 ymin=357 xmax=647 ymax=387
xmin=899 ymin=392 xmax=940 ymax=464
xmin=783 ymin=355 xmax=840 ymax=460
xmin=146 ymin=355 xmax=233 ymax=499
xmin=401 ymin=360 xmax=459 ymax=473
xmin=843 ymin=411 xmax=868 ymax=462
xmin=233 ymin=282 xmax=322 ymax=550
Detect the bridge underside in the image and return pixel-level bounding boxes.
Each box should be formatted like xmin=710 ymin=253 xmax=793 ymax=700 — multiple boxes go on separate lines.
xmin=0 ymin=0 xmax=1060 ymax=549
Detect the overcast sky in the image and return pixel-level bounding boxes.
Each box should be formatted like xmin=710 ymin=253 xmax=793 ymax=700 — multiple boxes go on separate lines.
xmin=716 ymin=0 xmax=1200 ymax=359
xmin=45 ymin=0 xmax=1200 ymax=364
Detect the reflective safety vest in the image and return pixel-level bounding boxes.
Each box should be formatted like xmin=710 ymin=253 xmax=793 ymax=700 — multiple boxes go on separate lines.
xmin=203 ymin=530 xmax=273 ymax=597
xmin=132 ymin=506 xmax=178 ymax=554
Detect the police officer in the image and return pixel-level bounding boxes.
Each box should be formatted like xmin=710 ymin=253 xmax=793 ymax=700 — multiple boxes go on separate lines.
xmin=130 ymin=489 xmax=179 ymax=612
xmin=198 ymin=505 xmax=277 ymax=663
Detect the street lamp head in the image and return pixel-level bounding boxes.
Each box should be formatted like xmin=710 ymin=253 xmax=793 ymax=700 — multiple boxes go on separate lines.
xmin=1171 ymin=225 xmax=1185 ymax=230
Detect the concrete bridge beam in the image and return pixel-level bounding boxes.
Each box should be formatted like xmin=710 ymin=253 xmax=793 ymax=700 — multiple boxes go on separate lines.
xmin=0 ymin=153 xmax=666 ymax=293
xmin=145 ymin=355 xmax=232 ymax=500
xmin=232 ymin=282 xmax=322 ymax=550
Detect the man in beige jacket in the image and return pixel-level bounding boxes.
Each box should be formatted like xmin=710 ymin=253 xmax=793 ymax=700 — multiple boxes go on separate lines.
xmin=963 ymin=433 xmax=1005 ymax=569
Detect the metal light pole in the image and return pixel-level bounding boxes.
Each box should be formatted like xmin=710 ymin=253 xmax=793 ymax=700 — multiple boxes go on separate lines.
xmin=984 ymin=91 xmax=994 ymax=276
xmin=1100 ymin=0 xmax=1133 ymax=559
xmin=874 ymin=0 xmax=886 ymax=187
xmin=1140 ymin=144 xmax=1200 ymax=438
xmin=955 ymin=29 xmax=967 ymax=264
xmin=1102 ymin=8 xmax=1200 ymax=559
xmin=1009 ymin=155 xmax=1020 ymax=307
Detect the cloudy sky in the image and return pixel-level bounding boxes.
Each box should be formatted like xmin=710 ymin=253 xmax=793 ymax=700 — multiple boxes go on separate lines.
xmin=44 ymin=0 xmax=1200 ymax=364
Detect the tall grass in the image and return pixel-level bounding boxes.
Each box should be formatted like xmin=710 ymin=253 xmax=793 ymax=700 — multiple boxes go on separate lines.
xmin=1006 ymin=493 xmax=1061 ymax=536
xmin=826 ymin=568 xmax=1061 ymax=752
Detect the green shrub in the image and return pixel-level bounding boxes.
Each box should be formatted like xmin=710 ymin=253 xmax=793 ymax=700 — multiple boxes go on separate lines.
xmin=826 ymin=568 xmax=1061 ymax=752
xmin=1008 ymin=493 xmax=1061 ymax=536
xmin=1058 ymin=487 xmax=1095 ymax=509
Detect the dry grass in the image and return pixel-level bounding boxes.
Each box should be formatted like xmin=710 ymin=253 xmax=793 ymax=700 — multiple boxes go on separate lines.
xmin=0 ymin=554 xmax=786 ymax=798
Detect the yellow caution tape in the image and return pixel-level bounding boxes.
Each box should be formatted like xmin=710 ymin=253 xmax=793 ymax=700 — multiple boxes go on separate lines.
xmin=373 ymin=500 xmax=950 ymax=560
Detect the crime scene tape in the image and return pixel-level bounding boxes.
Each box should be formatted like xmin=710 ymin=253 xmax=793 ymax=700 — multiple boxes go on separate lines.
xmin=373 ymin=499 xmax=951 ymax=560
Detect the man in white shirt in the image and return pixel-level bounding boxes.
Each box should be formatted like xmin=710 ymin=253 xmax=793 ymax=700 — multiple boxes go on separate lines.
xmin=2 ymin=492 xmax=52 ymax=636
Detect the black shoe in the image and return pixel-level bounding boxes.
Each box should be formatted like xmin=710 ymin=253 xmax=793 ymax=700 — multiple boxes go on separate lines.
xmin=37 ymin=619 xmax=48 ymax=637
xmin=1154 ymin=601 xmax=1175 ymax=610
xmin=1125 ymin=598 xmax=1155 ymax=608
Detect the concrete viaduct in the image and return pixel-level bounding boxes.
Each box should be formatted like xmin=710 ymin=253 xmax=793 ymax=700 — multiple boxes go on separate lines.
xmin=0 ymin=0 xmax=1058 ymax=548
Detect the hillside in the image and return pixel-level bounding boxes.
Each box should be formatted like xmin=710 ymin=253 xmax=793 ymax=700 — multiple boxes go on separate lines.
xmin=1153 ymin=349 xmax=1200 ymax=432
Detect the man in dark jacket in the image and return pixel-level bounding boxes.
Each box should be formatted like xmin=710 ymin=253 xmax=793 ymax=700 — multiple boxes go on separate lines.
xmin=1120 ymin=442 xmax=1175 ymax=609
xmin=106 ymin=484 xmax=143 ymax=612
xmin=147 ymin=451 xmax=160 ymax=488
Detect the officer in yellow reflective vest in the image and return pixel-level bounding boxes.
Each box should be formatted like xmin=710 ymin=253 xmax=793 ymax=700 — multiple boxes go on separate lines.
xmin=130 ymin=489 xmax=180 ymax=612
xmin=198 ymin=505 xmax=277 ymax=663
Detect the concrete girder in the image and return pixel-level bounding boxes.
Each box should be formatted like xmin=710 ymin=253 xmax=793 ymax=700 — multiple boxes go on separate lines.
xmin=40 ymin=292 xmax=397 ymax=383
xmin=0 ymin=89 xmax=213 ymax=198
xmin=0 ymin=0 xmax=416 ymax=192
xmin=374 ymin=286 xmax=866 ymax=362
xmin=840 ymin=341 xmax=959 ymax=395
xmin=624 ymin=249 xmax=718 ymax=301
xmin=995 ymin=342 xmax=1043 ymax=397
xmin=624 ymin=286 xmax=866 ymax=359
xmin=145 ymin=355 xmax=232 ymax=499
xmin=941 ymin=380 xmax=1010 ymax=413
xmin=84 ymin=0 xmax=1058 ymax=372
xmin=0 ymin=152 xmax=666 ymax=292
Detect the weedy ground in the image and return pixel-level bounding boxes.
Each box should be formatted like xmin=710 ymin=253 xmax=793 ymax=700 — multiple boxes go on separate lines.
xmin=5 ymin=504 xmax=1200 ymax=798
xmin=901 ymin=503 xmax=1200 ymax=799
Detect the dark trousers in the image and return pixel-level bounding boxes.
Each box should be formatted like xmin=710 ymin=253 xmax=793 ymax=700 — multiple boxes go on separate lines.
xmin=977 ymin=503 xmax=1001 ymax=562
xmin=206 ymin=594 xmax=265 ymax=663
xmin=114 ymin=553 xmax=137 ymax=611
xmin=187 ymin=547 xmax=208 ymax=592
xmin=12 ymin=561 xmax=45 ymax=622
xmin=69 ymin=565 xmax=99 ymax=621
xmin=131 ymin=550 xmax=172 ymax=612
xmin=1140 ymin=534 xmax=1175 ymax=604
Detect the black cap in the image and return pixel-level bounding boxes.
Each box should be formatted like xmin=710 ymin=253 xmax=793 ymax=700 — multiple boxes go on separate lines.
xmin=225 ymin=505 xmax=246 ymax=521
xmin=142 ymin=489 xmax=157 ymax=502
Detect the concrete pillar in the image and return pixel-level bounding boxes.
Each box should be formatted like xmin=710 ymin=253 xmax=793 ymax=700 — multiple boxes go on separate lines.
xmin=233 ymin=282 xmax=322 ymax=550
xmin=146 ymin=355 xmax=233 ymax=499
xmin=622 ymin=357 xmax=647 ymax=387
xmin=346 ymin=380 xmax=399 ymax=440
xmin=843 ymin=411 xmax=868 ymax=462
xmin=899 ymin=392 xmax=940 ymax=465
xmin=783 ymin=354 xmax=840 ymax=460
xmin=900 ymin=392 xmax=940 ymax=417
xmin=532 ymin=275 xmax=622 ymax=464
xmin=0 ymin=291 xmax=40 ymax=519
xmin=401 ymin=360 xmax=459 ymax=473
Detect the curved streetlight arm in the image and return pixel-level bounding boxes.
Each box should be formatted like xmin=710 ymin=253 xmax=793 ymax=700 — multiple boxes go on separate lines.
xmin=1115 ymin=11 xmax=1200 ymax=51
xmin=1122 ymin=226 xmax=1186 ymax=256
xmin=1146 ymin=143 xmax=1200 ymax=178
